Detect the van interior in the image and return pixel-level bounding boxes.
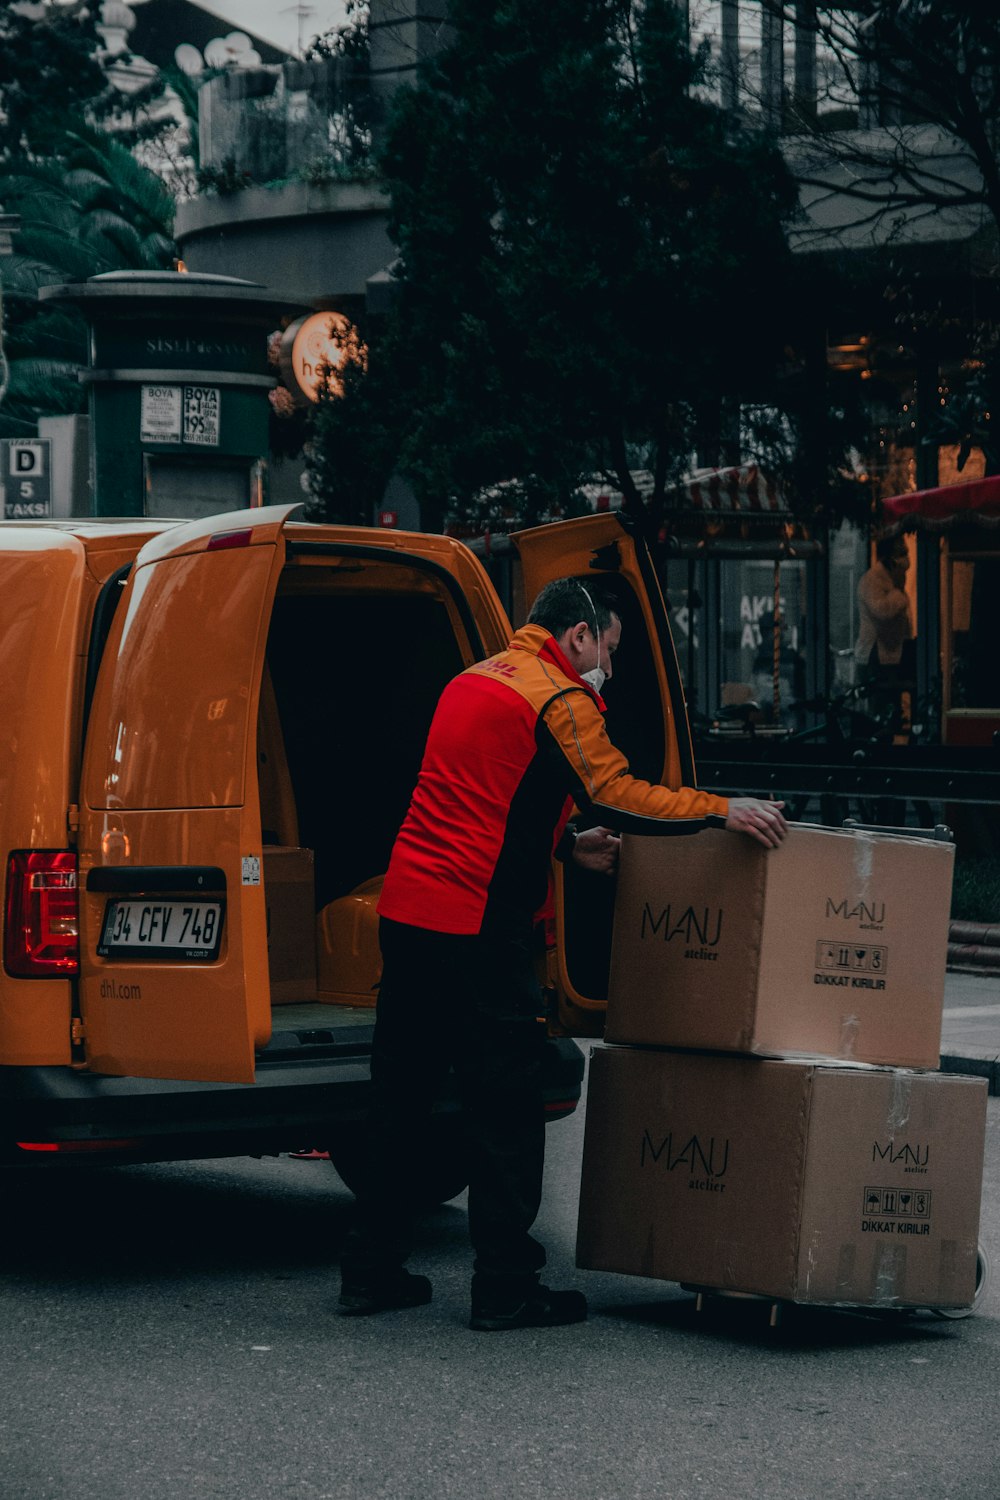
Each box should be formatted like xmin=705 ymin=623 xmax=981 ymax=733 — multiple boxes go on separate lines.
xmin=256 ymin=552 xmax=473 ymax=1022
xmin=256 ymin=550 xmax=667 ymax=1028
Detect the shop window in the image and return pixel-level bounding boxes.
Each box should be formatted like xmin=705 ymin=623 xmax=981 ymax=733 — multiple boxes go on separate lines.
xmin=719 ymin=558 xmax=808 ymax=728
xmin=948 ymin=551 xmax=1000 ymax=711
xmin=828 ymin=521 xmax=868 ymax=693
xmin=661 ymin=556 xmax=703 ymax=709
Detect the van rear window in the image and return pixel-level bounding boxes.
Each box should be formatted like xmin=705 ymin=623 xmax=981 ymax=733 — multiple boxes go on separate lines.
xmin=84 ymin=547 xmax=471 ymax=821
xmin=85 ymin=546 xmax=277 ymax=810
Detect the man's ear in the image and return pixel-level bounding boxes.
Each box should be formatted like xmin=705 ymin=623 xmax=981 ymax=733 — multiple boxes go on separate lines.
xmin=555 ymin=622 xmax=589 ymax=659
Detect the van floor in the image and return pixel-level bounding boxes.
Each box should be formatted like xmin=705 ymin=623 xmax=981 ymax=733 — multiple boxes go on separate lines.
xmin=260 ymin=1002 xmax=375 ymax=1056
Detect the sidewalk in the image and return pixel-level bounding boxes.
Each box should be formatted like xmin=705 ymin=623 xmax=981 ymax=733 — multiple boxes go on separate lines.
xmin=941 ymin=967 xmax=1000 ymax=1092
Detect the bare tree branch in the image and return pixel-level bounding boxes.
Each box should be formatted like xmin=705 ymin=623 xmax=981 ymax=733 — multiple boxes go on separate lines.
xmin=743 ymin=6 xmax=1000 ymax=250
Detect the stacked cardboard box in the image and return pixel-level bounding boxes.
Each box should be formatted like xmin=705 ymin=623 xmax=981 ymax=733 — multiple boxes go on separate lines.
xmin=576 ymin=824 xmax=988 ymax=1310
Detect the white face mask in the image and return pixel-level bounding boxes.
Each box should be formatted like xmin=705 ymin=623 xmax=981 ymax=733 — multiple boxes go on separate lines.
xmin=577 ymin=584 xmax=606 ymax=695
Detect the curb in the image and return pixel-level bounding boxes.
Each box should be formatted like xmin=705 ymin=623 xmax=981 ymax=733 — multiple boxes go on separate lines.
xmin=940 ymin=1052 xmax=1000 ymax=1097
xmin=948 ymin=920 xmax=1000 ymax=976
xmin=950 ymin=920 xmax=1000 ymax=947
xmin=947 ymin=956 xmax=1000 ymax=976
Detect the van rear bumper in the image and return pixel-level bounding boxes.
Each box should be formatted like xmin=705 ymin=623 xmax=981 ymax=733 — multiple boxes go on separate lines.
xmin=0 ymin=1037 xmax=585 ymax=1166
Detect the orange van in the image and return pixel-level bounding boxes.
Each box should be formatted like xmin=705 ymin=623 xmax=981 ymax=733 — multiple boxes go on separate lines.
xmin=1 ymin=504 xmax=697 ymax=1200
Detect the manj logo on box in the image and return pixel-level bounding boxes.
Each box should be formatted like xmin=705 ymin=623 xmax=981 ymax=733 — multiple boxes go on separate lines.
xmin=640 ymin=1127 xmax=730 ymax=1193
xmin=640 ymin=903 xmax=723 ymax=962
xmin=825 ymin=895 xmax=886 ymax=930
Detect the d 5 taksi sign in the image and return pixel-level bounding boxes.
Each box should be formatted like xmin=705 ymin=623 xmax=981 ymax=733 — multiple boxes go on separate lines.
xmin=1 ymin=438 xmax=51 ymax=519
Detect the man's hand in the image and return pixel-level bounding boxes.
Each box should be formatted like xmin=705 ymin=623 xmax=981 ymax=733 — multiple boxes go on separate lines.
xmin=725 ymin=798 xmax=788 ymax=849
xmin=572 ymin=826 xmax=621 ymax=875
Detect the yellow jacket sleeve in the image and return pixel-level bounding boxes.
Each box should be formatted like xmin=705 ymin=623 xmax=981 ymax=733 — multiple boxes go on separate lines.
xmin=541 ymin=687 xmax=729 ymax=833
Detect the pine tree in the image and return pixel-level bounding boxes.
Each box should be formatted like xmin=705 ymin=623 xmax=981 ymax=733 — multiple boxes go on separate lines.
xmin=0 ymin=2 xmax=107 ymax=161
xmin=307 ymin=0 xmax=798 ymax=530
xmin=0 ymin=8 xmax=175 ymax=437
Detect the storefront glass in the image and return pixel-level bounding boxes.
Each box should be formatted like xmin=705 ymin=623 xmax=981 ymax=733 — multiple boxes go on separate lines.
xmin=947 ymin=548 xmax=1000 ymax=710
xmin=828 ymin=521 xmax=868 ymax=695
xmin=718 ymin=557 xmax=808 ymax=728
xmin=661 ymin=555 xmax=704 ymax=713
xmin=662 ymin=551 xmax=817 ymax=731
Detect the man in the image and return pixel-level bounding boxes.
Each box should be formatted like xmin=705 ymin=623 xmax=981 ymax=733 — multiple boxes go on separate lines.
xmin=339 ymin=577 xmax=787 ymax=1331
xmin=855 ymin=535 xmax=913 ymax=676
xmin=855 ymin=534 xmax=915 ymax=742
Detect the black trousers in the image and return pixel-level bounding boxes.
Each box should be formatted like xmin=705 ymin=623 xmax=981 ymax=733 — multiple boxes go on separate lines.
xmin=341 ymin=917 xmax=547 ymax=1293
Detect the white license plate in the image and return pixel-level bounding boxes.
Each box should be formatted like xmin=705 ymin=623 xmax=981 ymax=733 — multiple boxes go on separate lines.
xmin=98 ymin=899 xmax=224 ymax=960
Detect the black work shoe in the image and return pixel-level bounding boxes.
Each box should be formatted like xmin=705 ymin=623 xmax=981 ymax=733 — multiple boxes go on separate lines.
xmin=339 ymin=1271 xmax=432 ymax=1316
xmin=469 ymin=1285 xmax=588 ymax=1332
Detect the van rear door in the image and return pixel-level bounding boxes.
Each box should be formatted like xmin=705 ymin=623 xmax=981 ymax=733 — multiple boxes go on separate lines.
xmin=77 ymin=507 xmax=298 ymax=1084
xmin=0 ymin=531 xmax=88 ymax=1067
xmin=511 ymin=512 xmax=697 ymax=1030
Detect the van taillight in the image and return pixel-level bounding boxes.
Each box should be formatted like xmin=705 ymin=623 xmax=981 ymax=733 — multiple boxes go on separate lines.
xmin=4 ymin=851 xmax=79 ymax=977
xmin=207 ymin=528 xmax=253 ymax=551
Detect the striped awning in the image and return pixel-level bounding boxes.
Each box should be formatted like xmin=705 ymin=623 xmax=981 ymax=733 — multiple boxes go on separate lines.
xmin=883 ymin=474 xmax=1000 ymax=529
xmin=678 ymin=464 xmax=785 ymax=513
xmin=580 ymin=464 xmax=786 ymax=515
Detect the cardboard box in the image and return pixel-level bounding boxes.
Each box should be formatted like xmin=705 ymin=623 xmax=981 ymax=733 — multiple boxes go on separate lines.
xmin=576 ymin=1047 xmax=986 ymax=1309
xmin=263 ymin=847 xmax=317 ymax=1004
xmin=606 ymin=824 xmax=954 ymax=1068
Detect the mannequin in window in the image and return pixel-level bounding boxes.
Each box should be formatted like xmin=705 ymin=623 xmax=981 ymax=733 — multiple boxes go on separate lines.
xmin=855 ymin=535 xmax=914 ymax=736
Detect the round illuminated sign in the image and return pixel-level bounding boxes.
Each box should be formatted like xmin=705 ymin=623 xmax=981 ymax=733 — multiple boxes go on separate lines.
xmin=278 ymin=312 xmax=365 ymax=405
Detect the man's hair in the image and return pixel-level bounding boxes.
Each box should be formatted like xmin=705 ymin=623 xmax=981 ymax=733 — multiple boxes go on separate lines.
xmin=528 ymin=577 xmax=618 ymax=636
xmin=875 ymin=535 xmax=907 ymax=566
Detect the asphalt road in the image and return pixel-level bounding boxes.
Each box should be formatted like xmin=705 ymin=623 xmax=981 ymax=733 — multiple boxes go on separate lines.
xmin=2 ymin=1052 xmax=999 ymax=1500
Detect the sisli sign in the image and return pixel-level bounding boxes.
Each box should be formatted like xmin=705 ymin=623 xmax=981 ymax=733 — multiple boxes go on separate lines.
xmin=1 ymin=438 xmax=52 ymax=519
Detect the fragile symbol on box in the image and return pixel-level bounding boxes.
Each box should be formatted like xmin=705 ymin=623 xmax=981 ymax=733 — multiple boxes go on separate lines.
xmin=863 ymin=1185 xmax=931 ymax=1218
xmin=816 ymin=940 xmax=887 ymax=975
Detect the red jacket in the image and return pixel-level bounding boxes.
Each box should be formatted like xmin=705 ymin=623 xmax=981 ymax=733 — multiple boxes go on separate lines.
xmin=378 ymin=623 xmax=729 ymax=937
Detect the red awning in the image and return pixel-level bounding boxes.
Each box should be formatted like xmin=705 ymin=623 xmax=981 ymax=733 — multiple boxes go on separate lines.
xmin=883 ymin=474 xmax=1000 ymax=527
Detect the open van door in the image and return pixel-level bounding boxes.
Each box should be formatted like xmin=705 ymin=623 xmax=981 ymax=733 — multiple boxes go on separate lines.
xmin=77 ymin=506 xmax=301 ymax=1084
xmin=0 ymin=531 xmax=87 ymax=1068
xmin=511 ymin=511 xmax=697 ymax=1033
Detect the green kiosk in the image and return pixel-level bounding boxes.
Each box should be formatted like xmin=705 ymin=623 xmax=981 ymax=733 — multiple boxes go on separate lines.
xmin=39 ymin=271 xmax=312 ymax=518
